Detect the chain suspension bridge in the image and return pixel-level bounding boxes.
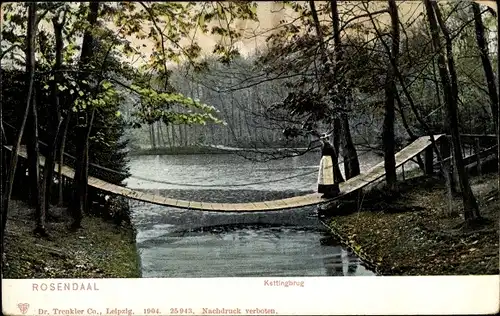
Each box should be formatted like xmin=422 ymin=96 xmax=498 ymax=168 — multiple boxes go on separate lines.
xmin=5 ymin=134 xmax=454 ymax=212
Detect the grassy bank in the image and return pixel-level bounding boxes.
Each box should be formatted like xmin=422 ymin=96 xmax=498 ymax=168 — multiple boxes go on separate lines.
xmin=324 ymin=173 xmax=499 ymax=275
xmin=3 ymin=200 xmax=141 ymax=278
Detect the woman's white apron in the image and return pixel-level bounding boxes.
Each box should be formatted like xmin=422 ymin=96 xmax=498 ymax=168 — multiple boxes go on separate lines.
xmin=318 ymin=156 xmax=334 ymax=185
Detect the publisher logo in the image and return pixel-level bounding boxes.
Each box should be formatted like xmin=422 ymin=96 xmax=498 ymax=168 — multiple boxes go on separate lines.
xmin=17 ymin=303 xmax=30 ymax=315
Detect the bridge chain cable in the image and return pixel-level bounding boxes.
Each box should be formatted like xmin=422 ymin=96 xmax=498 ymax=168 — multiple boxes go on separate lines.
xmin=2 ymin=120 xmax=372 ymax=188
xmin=123 ymin=152 xmax=374 ymax=188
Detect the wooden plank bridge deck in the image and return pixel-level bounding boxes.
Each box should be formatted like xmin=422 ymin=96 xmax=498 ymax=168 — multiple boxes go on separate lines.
xmin=8 ymin=135 xmax=444 ymax=212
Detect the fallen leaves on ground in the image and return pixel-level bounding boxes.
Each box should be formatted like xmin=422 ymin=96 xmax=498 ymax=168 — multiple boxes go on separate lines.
xmin=327 ymin=173 xmax=499 ymax=275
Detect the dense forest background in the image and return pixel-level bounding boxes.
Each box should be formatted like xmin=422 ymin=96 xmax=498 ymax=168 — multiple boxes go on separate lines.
xmin=123 ymin=1 xmax=498 ymax=153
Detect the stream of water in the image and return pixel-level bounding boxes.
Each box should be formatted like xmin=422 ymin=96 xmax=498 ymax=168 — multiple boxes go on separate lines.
xmin=127 ymin=151 xmax=380 ymax=277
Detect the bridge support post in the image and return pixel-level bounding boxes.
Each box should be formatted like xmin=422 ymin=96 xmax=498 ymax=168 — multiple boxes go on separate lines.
xmin=424 ymin=146 xmax=434 ymax=175
xmin=356 ymin=189 xmax=364 ymax=211
xmin=439 ymin=137 xmax=449 ymax=159
xmin=474 ymin=137 xmax=482 ymax=176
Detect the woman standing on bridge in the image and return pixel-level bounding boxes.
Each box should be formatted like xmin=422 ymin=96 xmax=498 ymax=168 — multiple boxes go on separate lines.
xmin=317 ymin=133 xmax=340 ymax=199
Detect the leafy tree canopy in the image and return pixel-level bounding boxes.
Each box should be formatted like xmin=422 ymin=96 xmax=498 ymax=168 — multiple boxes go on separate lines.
xmin=2 ymin=1 xmax=259 ymax=128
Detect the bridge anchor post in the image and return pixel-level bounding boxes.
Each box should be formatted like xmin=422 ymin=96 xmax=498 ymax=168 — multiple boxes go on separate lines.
xmin=424 ymin=146 xmax=434 ymax=175
xmin=474 ymin=137 xmax=482 ymax=176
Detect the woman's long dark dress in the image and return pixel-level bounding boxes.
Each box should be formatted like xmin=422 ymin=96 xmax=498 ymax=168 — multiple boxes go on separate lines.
xmin=317 ymin=140 xmax=340 ymax=198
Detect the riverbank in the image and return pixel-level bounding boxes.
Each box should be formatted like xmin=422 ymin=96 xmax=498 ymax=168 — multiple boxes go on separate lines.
xmin=3 ymin=199 xmax=141 ymax=278
xmin=324 ymin=172 xmax=499 ymax=275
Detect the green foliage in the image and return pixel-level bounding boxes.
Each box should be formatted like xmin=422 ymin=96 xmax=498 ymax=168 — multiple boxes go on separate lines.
xmin=2 ymin=1 xmax=260 ymax=131
xmin=128 ymin=84 xmax=223 ymax=128
xmin=88 ymin=95 xmax=131 ymax=185
xmin=111 ymin=1 xmax=259 ymax=70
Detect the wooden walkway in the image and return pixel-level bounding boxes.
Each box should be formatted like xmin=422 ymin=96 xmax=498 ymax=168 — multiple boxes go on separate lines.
xmin=8 ymin=135 xmax=443 ymax=212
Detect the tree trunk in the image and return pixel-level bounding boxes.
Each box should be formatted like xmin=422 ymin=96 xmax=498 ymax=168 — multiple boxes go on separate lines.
xmin=171 ymin=124 xmax=177 ymax=146
xmin=0 ymin=3 xmax=3 ymax=228
xmin=70 ymin=125 xmax=86 ymax=228
xmin=42 ymin=13 xmax=65 ymax=215
xmin=158 ymin=122 xmax=165 ymax=147
xmin=497 ymin=0 xmax=500 ymax=197
xmin=431 ymin=57 xmax=459 ymax=195
xmin=162 ymin=123 xmax=167 ymax=146
xmin=70 ymin=108 xmax=95 ymax=228
xmin=68 ymin=2 xmax=99 ymax=229
xmin=432 ymin=2 xmax=460 ymax=115
xmin=155 ymin=123 xmax=159 ymax=147
xmin=150 ymin=124 xmax=156 ymax=149
xmin=153 ymin=124 xmax=157 ymax=148
xmin=340 ymin=109 xmax=360 ymax=179
xmin=41 ymin=121 xmax=62 ymax=217
xmin=332 ymin=119 xmax=345 ymax=182
xmin=424 ymin=0 xmax=480 ymax=222
xmin=391 ymin=45 xmax=454 ymax=215
xmin=238 ymin=103 xmax=243 ymax=139
xmin=231 ymin=94 xmax=236 ymax=143
xmin=309 ymin=0 xmax=345 ymax=183
xmin=0 ymin=4 xmax=8 ymax=258
xmin=57 ymin=112 xmax=71 ymax=205
xmin=81 ymin=108 xmax=95 ymax=215
xmin=166 ymin=123 xmax=172 ymax=147
xmin=78 ymin=2 xmax=99 ymax=66
xmin=381 ymin=0 xmax=400 ymax=190
xmin=330 ymin=0 xmax=360 ymax=180
xmin=394 ymin=93 xmax=425 ymax=171
xmin=1 ymin=3 xmax=38 ymax=238
xmin=157 ymin=122 xmax=162 ymax=147
xmin=472 ymin=3 xmax=498 ymax=133
xmin=22 ymin=3 xmax=46 ymax=234
xmin=177 ymin=124 xmax=182 ymax=147
xmin=177 ymin=125 xmax=183 ymax=147
xmin=369 ymin=3 xmax=452 ymax=214
xmin=26 ymin=100 xmax=40 ymax=209
xmin=432 ymin=58 xmax=444 ymax=127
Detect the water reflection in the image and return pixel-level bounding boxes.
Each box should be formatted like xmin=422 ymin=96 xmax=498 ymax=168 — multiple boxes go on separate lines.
xmin=320 ymin=236 xmax=360 ymax=276
xmin=133 ymin=203 xmax=375 ymax=277
xmin=128 ymin=153 xmax=376 ymax=277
